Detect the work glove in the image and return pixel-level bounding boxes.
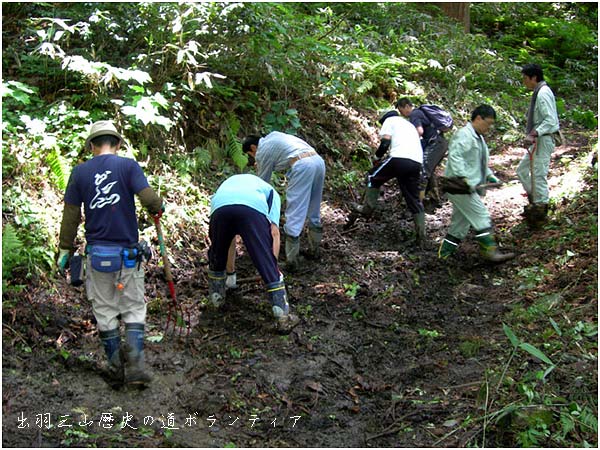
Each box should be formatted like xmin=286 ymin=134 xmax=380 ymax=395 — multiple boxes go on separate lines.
xmin=153 ymin=203 xmax=166 ymax=220
xmin=226 ymin=272 xmax=237 ymax=289
xmin=56 ymin=249 xmax=70 ymax=274
xmin=525 ymin=130 xmax=538 ymax=145
xmin=486 ymin=174 xmax=501 ymax=184
xmin=439 ymin=176 xmax=472 ymax=195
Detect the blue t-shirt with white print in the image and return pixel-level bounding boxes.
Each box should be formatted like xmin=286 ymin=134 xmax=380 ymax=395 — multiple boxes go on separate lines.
xmin=64 ymin=154 xmax=149 ymax=246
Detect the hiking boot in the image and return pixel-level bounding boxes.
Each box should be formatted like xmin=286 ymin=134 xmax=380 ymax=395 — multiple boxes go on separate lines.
xmin=438 ymin=234 xmax=461 ymax=260
xmin=99 ymin=328 xmax=124 ymax=386
xmin=208 ymin=270 xmax=227 ymax=306
xmin=475 ymin=229 xmax=515 ymax=263
xmin=124 ymin=323 xmax=152 ymax=387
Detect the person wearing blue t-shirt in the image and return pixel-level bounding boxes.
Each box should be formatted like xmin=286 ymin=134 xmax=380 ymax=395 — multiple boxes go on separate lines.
xmin=208 ymin=174 xmax=299 ymax=333
xmin=57 ymin=120 xmax=163 ymax=387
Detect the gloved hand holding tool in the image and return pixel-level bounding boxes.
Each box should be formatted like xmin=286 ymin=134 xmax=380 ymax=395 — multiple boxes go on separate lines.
xmin=439 ymin=176 xmax=472 ymax=195
xmin=57 ymin=249 xmax=70 ymax=274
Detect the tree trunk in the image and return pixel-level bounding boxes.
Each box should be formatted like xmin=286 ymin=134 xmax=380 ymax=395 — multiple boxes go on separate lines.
xmin=434 ymin=2 xmax=470 ymax=33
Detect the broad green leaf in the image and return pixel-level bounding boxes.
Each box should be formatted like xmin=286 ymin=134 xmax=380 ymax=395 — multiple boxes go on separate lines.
xmin=519 ymin=342 xmax=553 ymax=365
xmin=549 ymin=317 xmax=562 ymax=336
xmin=503 ymin=323 xmax=520 ymax=348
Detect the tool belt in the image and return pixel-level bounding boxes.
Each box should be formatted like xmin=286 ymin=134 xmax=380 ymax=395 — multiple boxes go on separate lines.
xmin=87 ymin=241 xmax=151 ymax=273
xmin=289 ymin=151 xmax=317 ymax=166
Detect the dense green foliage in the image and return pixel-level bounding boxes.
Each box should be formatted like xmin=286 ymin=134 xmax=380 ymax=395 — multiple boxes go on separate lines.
xmin=2 ymin=0 xmax=597 ymax=297
xmin=2 ymin=0 xmax=597 ymax=303
xmin=1 ymin=4 xmax=597 ymax=446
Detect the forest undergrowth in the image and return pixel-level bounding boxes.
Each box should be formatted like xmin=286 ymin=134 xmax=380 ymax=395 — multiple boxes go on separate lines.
xmin=2 ymin=2 xmax=598 ymax=447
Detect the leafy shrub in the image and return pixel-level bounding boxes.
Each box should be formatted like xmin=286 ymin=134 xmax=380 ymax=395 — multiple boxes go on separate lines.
xmin=2 ymin=224 xmax=24 ymax=288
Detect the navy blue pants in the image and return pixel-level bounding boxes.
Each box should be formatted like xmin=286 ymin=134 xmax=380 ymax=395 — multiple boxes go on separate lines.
xmin=367 ymin=157 xmax=424 ymax=214
xmin=208 ymin=205 xmax=280 ymax=285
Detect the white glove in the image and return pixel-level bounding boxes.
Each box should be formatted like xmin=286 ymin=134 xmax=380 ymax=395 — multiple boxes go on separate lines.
xmin=226 ymin=272 xmax=237 ymax=289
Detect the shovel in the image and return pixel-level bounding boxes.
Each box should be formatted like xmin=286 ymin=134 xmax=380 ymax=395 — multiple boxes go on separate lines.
xmin=154 ymin=215 xmax=191 ymax=338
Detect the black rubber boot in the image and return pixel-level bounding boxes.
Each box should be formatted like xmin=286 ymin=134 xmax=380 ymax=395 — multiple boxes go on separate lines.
xmin=208 ymin=270 xmax=227 ymax=306
xmin=267 ymin=281 xmax=299 ymax=334
xmin=306 ymin=224 xmax=323 ymax=260
xmin=284 ymin=234 xmax=303 ymax=272
xmin=99 ymin=328 xmax=124 ymax=386
xmin=350 ymin=187 xmax=380 ymax=217
xmin=413 ymin=212 xmax=426 ymax=248
xmin=124 ymin=323 xmax=152 ymax=387
xmin=526 ymin=203 xmax=548 ymax=230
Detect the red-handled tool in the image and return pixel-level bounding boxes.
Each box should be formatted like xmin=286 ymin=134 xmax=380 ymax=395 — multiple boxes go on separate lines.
xmin=154 ymin=215 xmax=190 ymax=338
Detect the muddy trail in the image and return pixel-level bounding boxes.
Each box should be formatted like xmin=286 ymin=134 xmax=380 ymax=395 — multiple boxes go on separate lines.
xmin=2 ymin=135 xmax=597 ymax=447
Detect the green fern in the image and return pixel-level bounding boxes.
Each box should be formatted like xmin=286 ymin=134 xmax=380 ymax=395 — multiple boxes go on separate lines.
xmin=225 ymin=114 xmax=248 ymax=170
xmin=205 ymin=138 xmax=225 ymax=162
xmin=2 ymin=223 xmax=23 ymax=282
xmin=46 ymin=148 xmax=71 ymax=191
xmin=193 ymin=146 xmax=213 ymax=171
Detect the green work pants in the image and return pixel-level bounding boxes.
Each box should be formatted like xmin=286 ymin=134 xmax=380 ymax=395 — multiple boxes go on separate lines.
xmin=447 ymin=192 xmax=492 ymax=239
xmin=516 ymin=135 xmax=554 ymax=204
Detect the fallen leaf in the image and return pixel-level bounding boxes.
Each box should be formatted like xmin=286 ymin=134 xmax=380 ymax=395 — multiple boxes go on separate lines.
xmin=443 ymin=419 xmax=459 ymax=428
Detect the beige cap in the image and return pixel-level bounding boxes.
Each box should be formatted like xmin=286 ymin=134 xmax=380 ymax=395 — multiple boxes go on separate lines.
xmin=85 ymin=120 xmax=122 ymax=150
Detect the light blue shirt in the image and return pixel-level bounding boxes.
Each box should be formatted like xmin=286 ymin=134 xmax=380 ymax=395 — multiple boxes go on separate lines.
xmin=210 ymin=174 xmax=281 ymax=225
xmin=532 ymin=84 xmax=560 ymax=136
xmin=255 ymin=131 xmax=316 ymax=182
xmin=445 ymin=122 xmax=494 ymax=188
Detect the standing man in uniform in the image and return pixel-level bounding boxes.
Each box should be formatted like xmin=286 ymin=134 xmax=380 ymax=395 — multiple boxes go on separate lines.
xmin=207 ymin=173 xmax=298 ymax=332
xmin=57 ymin=120 xmax=164 ymax=387
xmin=242 ymin=131 xmax=326 ymax=270
xmin=438 ymin=105 xmax=514 ymax=263
xmin=516 ymin=64 xmax=560 ymax=229
xmin=349 ymin=109 xmax=426 ymax=246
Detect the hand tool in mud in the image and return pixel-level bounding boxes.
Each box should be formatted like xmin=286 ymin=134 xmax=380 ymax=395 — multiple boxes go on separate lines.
xmin=343 ymin=183 xmax=361 ymax=230
xmin=154 ymin=215 xmax=191 ymax=338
